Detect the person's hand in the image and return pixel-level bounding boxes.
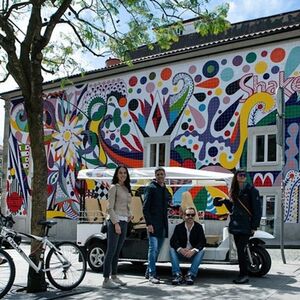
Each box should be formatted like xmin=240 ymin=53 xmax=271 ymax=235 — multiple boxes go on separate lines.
xmin=147 ymin=225 xmax=154 ymax=233
xmin=128 ymin=215 xmax=134 ymax=222
xmin=185 ymin=249 xmax=195 ymax=258
xmin=179 ymin=248 xmax=189 ymax=257
xmin=115 ymin=223 xmax=121 ymax=235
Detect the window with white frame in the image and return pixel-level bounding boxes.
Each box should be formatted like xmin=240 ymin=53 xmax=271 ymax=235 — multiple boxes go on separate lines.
xmin=255 ymin=133 xmax=276 ymax=163
xmin=144 ymin=137 xmax=170 ymax=167
xmin=247 ymin=126 xmax=280 ymax=172
xmin=259 ymin=194 xmax=276 ymax=235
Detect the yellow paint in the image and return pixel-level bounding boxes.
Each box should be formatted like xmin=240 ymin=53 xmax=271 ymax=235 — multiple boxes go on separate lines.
xmin=63 ymin=130 xmax=72 ymax=142
xmin=255 ymin=61 xmax=268 ymax=74
xmin=219 ymin=92 xmax=275 ymax=169
xmin=215 ymin=88 xmax=223 ymax=96
xmin=181 ymin=191 xmax=199 ymax=222
xmin=10 ymin=119 xmax=22 ymax=132
xmin=86 ymin=179 xmax=96 ymax=190
xmin=206 ymin=186 xmax=229 ymax=214
xmin=185 ymin=109 xmax=191 ymax=116
xmin=46 ymin=211 xmax=66 ymax=219
xmin=90 ymin=120 xmax=107 ymax=165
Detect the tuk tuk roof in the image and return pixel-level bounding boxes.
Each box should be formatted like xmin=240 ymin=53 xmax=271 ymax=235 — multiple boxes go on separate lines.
xmin=77 ymin=167 xmax=233 ymax=186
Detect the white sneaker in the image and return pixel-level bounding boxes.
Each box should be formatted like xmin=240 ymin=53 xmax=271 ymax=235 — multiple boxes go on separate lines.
xmin=102 ymin=278 xmax=120 ymax=289
xmin=111 ymin=276 xmax=127 ymax=286
xmin=149 ymin=276 xmax=160 ymax=284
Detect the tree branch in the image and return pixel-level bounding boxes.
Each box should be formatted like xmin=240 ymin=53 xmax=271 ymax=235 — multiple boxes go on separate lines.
xmin=0 ymin=16 xmax=27 ymax=92
xmin=41 ymin=0 xmax=72 ymax=48
xmin=150 ymin=0 xmax=181 ymax=20
xmin=3 ymin=1 xmax=32 ymax=20
xmin=118 ymin=0 xmax=139 ymax=25
xmin=68 ymin=5 xmax=118 ymax=41
xmin=58 ymin=20 xmax=106 ymax=57
xmin=99 ymin=0 xmax=118 ymax=34
xmin=41 ymin=63 xmax=55 ymax=74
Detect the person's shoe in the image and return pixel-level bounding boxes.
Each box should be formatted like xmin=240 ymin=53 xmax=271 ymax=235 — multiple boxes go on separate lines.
xmin=185 ymin=274 xmax=194 ymax=285
xmin=149 ymin=276 xmax=160 ymax=284
xmin=111 ymin=276 xmax=127 ymax=286
xmin=0 ymin=258 xmax=7 ymax=265
xmin=102 ymin=278 xmax=120 ymax=289
xmin=233 ymin=275 xmax=249 ymax=284
xmin=172 ymin=273 xmax=184 ymax=285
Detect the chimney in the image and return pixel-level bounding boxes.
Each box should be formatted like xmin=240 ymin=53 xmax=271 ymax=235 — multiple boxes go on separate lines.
xmin=105 ymin=57 xmax=121 ymax=67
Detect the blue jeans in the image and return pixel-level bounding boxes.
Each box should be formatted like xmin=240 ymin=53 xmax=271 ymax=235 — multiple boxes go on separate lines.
xmin=147 ymin=235 xmax=164 ymax=277
xmin=169 ymin=247 xmax=205 ymax=277
xmin=103 ymin=220 xmax=128 ymax=278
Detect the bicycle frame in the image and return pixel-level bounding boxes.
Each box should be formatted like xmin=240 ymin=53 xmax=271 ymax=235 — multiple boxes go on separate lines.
xmin=0 ymin=226 xmax=70 ymax=273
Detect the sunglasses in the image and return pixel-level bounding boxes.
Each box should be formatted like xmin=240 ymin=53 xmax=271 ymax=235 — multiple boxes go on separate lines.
xmin=185 ymin=214 xmax=195 ymax=217
xmin=237 ymin=173 xmax=246 ymax=177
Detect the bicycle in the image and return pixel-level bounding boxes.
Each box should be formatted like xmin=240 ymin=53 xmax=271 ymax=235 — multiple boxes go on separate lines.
xmin=0 ymin=213 xmax=87 ymax=298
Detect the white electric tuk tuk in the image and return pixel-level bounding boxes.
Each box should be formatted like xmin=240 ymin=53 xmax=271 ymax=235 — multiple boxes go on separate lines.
xmin=76 ymin=167 xmax=273 ymax=276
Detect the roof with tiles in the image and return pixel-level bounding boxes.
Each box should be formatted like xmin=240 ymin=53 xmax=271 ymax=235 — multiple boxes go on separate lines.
xmin=1 ymin=9 xmax=300 ymax=97
xmin=129 ymin=9 xmax=300 ymax=61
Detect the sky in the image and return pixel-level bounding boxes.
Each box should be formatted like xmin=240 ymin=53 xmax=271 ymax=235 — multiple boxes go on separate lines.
xmin=0 ymin=0 xmax=300 ymax=145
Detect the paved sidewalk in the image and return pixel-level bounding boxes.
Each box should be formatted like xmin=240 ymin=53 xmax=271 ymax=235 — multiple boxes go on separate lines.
xmin=2 ymin=245 xmax=300 ymax=299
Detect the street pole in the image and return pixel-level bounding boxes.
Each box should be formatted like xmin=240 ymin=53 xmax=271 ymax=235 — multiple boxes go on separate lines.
xmin=276 ymin=87 xmax=286 ymax=264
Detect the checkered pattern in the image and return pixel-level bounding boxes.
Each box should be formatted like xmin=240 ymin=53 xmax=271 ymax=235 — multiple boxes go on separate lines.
xmin=91 ymin=181 xmax=109 ymax=200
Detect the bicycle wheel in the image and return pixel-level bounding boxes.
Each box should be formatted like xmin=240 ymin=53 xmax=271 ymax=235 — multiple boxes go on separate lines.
xmin=0 ymin=249 xmax=16 ymax=298
xmin=45 ymin=242 xmax=86 ymax=291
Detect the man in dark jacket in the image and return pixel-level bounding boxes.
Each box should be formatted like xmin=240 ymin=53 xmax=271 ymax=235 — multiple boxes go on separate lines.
xmin=170 ymin=207 xmax=206 ymax=285
xmin=143 ymin=167 xmax=170 ymax=284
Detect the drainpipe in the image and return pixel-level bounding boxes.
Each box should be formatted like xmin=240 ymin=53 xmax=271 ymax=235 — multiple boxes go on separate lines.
xmin=0 ymin=97 xmax=10 ymax=214
xmin=276 ymin=87 xmax=286 ymax=264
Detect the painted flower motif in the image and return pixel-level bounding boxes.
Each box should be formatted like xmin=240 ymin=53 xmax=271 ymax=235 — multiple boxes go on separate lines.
xmin=52 ymin=114 xmax=83 ymax=168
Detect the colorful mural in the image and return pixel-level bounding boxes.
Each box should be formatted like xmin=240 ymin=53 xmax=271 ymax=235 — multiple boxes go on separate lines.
xmin=5 ymin=40 xmax=300 ymax=223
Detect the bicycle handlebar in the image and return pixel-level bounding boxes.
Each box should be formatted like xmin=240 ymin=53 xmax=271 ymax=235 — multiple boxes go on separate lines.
xmin=0 ymin=213 xmax=15 ymax=228
xmin=0 ymin=225 xmax=16 ymax=238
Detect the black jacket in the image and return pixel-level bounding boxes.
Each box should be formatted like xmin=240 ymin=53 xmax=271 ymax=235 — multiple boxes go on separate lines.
xmin=217 ymin=183 xmax=262 ymax=235
xmin=143 ymin=180 xmax=169 ymax=238
xmin=170 ymin=221 xmax=206 ymax=251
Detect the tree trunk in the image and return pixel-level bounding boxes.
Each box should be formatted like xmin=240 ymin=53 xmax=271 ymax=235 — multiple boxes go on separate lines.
xmin=23 ymin=93 xmax=48 ymax=293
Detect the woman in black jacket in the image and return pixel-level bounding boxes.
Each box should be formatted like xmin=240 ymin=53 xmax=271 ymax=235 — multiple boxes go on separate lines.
xmin=214 ymin=169 xmax=262 ymax=284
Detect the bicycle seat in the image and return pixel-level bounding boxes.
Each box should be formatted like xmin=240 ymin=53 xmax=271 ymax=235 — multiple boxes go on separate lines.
xmin=38 ymin=220 xmax=57 ymax=227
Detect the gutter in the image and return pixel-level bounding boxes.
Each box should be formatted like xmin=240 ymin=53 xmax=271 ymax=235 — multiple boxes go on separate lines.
xmin=1 ymin=24 xmax=300 ymax=100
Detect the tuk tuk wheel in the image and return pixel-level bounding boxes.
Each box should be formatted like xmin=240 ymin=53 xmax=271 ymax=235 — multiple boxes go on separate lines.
xmin=247 ymin=246 xmax=271 ymax=277
xmin=87 ymin=242 xmax=106 ymax=272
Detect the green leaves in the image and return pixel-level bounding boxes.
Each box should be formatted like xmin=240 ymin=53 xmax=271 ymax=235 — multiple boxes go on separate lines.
xmin=0 ymin=0 xmax=229 ymax=82
xmin=194 ymin=3 xmax=230 ymax=36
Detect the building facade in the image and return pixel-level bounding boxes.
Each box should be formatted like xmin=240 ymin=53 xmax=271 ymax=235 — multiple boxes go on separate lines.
xmin=1 ymin=10 xmax=300 ymax=243
xmin=0 ymin=145 xmax=3 ymax=195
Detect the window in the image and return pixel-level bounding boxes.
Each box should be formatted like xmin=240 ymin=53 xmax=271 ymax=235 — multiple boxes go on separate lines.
xmin=247 ymin=126 xmax=281 ymax=172
xmin=149 ymin=143 xmax=165 ymax=167
xmin=259 ymin=195 xmax=276 ymax=235
xmin=144 ymin=136 xmax=170 ymax=167
xmin=255 ymin=134 xmax=276 ymax=163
